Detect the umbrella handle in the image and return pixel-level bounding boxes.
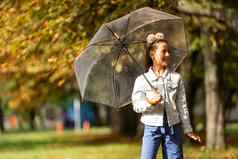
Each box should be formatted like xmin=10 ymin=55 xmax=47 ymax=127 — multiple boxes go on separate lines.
xmin=153 ymin=89 xmax=163 ymax=101
xmin=146 ymin=89 xmax=163 ymax=105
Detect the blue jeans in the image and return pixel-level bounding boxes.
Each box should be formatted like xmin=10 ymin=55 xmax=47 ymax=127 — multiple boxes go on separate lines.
xmin=140 ymin=122 xmax=183 ymax=159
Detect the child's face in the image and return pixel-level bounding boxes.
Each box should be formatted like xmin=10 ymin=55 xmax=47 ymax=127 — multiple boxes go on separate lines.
xmin=151 ymin=41 xmax=170 ymax=67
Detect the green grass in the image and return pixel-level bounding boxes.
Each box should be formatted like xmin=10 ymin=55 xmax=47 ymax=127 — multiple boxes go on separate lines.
xmin=225 ymin=122 xmax=238 ymax=134
xmin=0 ymin=126 xmax=238 ymax=159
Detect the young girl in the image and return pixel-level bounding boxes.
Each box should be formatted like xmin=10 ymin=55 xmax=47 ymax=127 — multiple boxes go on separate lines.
xmin=131 ymin=32 xmax=201 ymax=159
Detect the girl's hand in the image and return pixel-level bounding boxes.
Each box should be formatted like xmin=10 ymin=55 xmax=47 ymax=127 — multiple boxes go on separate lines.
xmin=185 ymin=132 xmax=202 ymax=144
xmin=146 ymin=91 xmax=162 ymax=105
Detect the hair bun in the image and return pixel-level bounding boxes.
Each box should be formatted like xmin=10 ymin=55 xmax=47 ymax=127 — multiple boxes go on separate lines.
xmin=155 ymin=32 xmax=165 ymax=40
xmin=146 ymin=33 xmax=157 ymax=45
xmin=146 ymin=32 xmax=165 ymax=45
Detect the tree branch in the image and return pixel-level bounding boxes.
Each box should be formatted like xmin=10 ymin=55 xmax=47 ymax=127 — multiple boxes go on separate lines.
xmin=175 ymin=4 xmax=238 ymax=33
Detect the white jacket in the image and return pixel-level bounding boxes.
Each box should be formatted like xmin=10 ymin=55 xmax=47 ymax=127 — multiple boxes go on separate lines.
xmin=131 ymin=67 xmax=193 ymax=133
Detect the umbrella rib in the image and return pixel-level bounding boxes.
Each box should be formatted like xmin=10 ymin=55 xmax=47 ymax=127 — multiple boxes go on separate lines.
xmin=112 ymin=49 xmax=123 ymax=105
xmin=87 ymin=40 xmax=116 ymax=47
xmin=105 ymin=25 xmax=157 ymax=91
xmin=129 ymin=40 xmax=146 ymax=45
xmin=174 ymin=54 xmax=187 ymax=72
xmin=87 ymin=38 xmax=144 ymax=49
xmin=121 ymin=47 xmax=157 ymax=91
xmin=124 ymin=15 xmax=130 ymax=37
xmin=90 ymin=40 xmax=146 ymax=47
xmin=89 ymin=43 xmax=115 ymax=47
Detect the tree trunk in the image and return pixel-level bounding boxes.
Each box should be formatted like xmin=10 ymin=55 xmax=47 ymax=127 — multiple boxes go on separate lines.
xmin=0 ymin=100 xmax=5 ymax=133
xmin=180 ymin=52 xmax=201 ymax=129
xmin=29 ymin=109 xmax=36 ymax=130
xmin=110 ymin=109 xmax=121 ymax=135
xmin=201 ymin=28 xmax=225 ymax=149
xmin=148 ymin=0 xmax=156 ymax=7
xmin=216 ymin=101 xmax=225 ymax=149
xmin=110 ymin=105 xmax=138 ymax=136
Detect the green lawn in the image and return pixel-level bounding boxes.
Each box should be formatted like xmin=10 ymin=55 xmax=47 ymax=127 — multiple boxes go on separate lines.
xmin=0 ymin=127 xmax=238 ymax=159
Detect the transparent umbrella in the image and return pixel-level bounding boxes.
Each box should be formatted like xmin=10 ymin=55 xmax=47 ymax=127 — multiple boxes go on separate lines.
xmin=74 ymin=7 xmax=187 ymax=108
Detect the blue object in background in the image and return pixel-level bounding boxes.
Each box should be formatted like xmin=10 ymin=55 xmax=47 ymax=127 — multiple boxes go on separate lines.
xmin=80 ymin=101 xmax=95 ymax=127
xmin=65 ymin=99 xmax=95 ymax=128
xmin=66 ymin=105 xmax=75 ymax=122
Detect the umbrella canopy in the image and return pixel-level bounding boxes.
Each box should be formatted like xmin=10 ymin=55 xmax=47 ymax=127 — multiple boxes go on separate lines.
xmin=74 ymin=7 xmax=187 ymax=108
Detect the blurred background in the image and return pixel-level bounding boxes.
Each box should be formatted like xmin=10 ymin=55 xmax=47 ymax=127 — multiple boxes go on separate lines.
xmin=0 ymin=0 xmax=238 ymax=159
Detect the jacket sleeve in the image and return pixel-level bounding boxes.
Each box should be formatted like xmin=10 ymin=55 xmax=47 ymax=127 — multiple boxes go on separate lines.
xmin=176 ymin=75 xmax=193 ymax=134
xmin=131 ymin=76 xmax=153 ymax=113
